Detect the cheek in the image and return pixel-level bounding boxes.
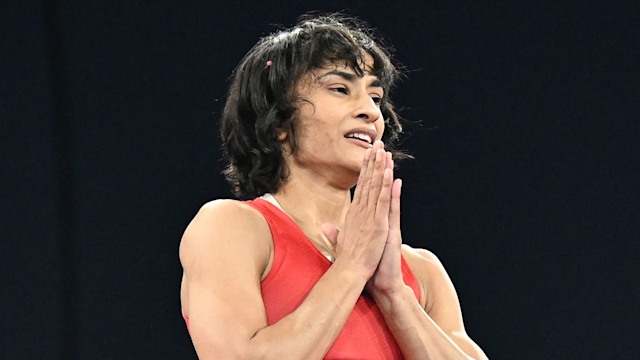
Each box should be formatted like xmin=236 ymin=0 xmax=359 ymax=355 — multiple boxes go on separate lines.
xmin=377 ymin=120 xmax=386 ymax=141
xmin=294 ymin=119 xmax=331 ymax=153
xmin=299 ymin=113 xmax=339 ymax=145
xmin=304 ymin=123 xmax=338 ymax=151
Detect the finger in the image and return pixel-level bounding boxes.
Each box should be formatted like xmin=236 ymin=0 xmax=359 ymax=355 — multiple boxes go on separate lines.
xmin=352 ymin=148 xmax=372 ymax=205
xmin=359 ymin=144 xmax=382 ymax=207
xmin=320 ymin=223 xmax=340 ymax=247
xmin=367 ymin=140 xmax=387 ymax=209
xmin=355 ymin=141 xmax=383 ymax=207
xmin=367 ymin=148 xmax=387 ymax=207
xmin=389 ymin=178 xmax=402 ymax=231
xmin=375 ymin=167 xmax=393 ymax=218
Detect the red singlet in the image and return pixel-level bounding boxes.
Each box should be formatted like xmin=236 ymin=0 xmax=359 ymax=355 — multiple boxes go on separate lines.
xmin=248 ymin=197 xmax=420 ymax=359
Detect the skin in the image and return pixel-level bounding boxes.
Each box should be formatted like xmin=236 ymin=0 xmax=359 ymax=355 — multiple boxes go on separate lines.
xmin=179 ymin=55 xmax=488 ymax=359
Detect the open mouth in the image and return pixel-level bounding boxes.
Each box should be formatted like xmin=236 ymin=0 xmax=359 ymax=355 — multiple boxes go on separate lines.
xmin=344 ymin=132 xmax=373 ymax=145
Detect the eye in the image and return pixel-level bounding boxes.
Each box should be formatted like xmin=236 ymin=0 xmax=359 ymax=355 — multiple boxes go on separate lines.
xmin=330 ymin=86 xmax=349 ymax=95
xmin=371 ymin=95 xmax=383 ymax=106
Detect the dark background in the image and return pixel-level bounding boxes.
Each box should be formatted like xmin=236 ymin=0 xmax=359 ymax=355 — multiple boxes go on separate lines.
xmin=2 ymin=0 xmax=638 ymax=359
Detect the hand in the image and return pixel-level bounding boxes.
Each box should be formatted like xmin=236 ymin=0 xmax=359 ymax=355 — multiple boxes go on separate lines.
xmin=321 ymin=141 xmax=393 ymax=279
xmin=366 ymin=168 xmax=404 ymax=299
xmin=323 ymin=150 xmax=405 ymax=298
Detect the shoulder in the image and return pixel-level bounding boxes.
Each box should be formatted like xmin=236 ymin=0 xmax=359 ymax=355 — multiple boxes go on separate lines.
xmin=401 ymin=244 xmax=445 ymax=276
xmin=182 ymin=199 xmax=269 ymax=242
xmin=402 ymin=246 xmax=488 ymax=359
xmin=400 ymin=245 xmax=456 ymax=312
xmin=179 ymin=199 xmax=272 ymax=270
xmin=189 ymin=199 xmax=266 ymax=227
xmin=179 ymin=200 xmax=276 ymax=352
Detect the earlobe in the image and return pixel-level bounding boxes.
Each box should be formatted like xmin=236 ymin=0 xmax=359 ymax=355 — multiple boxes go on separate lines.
xmin=276 ymin=131 xmax=287 ymax=141
xmin=276 ymin=129 xmax=294 ymax=156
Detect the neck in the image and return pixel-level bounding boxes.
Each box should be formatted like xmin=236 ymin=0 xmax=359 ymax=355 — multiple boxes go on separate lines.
xmin=272 ymin=170 xmax=353 ymax=232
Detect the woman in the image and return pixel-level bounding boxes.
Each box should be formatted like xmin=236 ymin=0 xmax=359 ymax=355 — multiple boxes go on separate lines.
xmin=180 ymin=13 xmax=488 ymax=360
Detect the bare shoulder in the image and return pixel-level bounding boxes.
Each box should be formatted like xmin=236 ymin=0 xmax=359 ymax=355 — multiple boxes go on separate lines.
xmin=184 ymin=199 xmax=267 ymax=233
xmin=400 ymin=245 xmax=457 ymax=313
xmin=179 ymin=199 xmax=278 ymax=357
xmin=179 ymin=199 xmax=272 ymax=274
xmin=403 ymin=245 xmax=489 ymax=358
xmin=400 ymin=244 xmax=447 ymax=278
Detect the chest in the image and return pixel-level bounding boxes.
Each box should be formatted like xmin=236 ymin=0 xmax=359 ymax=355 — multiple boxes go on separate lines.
xmin=259 ymin=229 xmax=407 ymax=359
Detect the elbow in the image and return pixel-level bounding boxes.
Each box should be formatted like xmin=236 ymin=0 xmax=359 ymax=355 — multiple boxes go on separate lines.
xmin=192 ymin=337 xmax=260 ymax=360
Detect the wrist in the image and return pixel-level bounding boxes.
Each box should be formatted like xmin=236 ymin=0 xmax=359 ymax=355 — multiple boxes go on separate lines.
xmin=330 ymin=256 xmax=372 ymax=287
xmin=371 ymin=284 xmax=415 ymax=313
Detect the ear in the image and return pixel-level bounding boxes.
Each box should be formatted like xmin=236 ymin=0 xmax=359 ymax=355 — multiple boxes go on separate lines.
xmin=276 ymin=130 xmax=287 ymax=141
xmin=276 ymin=126 xmax=295 ymax=156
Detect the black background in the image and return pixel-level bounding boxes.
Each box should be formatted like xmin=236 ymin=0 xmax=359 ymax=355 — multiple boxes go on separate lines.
xmin=2 ymin=0 xmax=638 ymax=359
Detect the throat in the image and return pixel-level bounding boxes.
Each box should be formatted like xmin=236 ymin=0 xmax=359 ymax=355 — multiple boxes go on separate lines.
xmin=261 ymin=192 xmax=339 ymax=263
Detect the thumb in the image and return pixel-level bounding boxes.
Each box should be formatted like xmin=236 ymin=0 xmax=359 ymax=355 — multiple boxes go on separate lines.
xmin=320 ymin=223 xmax=340 ymax=247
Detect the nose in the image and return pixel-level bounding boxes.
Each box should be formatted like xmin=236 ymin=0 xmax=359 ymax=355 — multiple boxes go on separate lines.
xmin=354 ymin=94 xmax=382 ymax=123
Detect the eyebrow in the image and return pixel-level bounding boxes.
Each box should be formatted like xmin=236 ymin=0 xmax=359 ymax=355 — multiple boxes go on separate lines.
xmin=318 ymin=69 xmax=383 ymax=89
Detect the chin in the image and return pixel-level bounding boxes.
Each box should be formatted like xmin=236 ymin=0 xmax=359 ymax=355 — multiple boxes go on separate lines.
xmin=344 ymin=161 xmax=363 ymax=180
xmin=345 ymin=144 xmax=368 ymax=157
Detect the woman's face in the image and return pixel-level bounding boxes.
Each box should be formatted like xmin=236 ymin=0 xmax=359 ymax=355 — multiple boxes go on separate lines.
xmin=285 ymin=53 xmax=386 ymax=187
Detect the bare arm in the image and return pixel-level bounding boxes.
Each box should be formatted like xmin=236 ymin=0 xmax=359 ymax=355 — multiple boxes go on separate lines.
xmin=374 ymin=247 xmax=488 ymax=360
xmin=363 ymin=158 xmax=488 ymax=360
xmin=180 ymin=200 xmax=370 ymax=359
xmin=180 ymin=146 xmax=394 ymax=360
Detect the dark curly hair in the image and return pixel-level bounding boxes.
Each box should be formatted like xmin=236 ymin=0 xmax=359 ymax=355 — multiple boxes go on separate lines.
xmin=221 ymin=13 xmax=405 ymax=199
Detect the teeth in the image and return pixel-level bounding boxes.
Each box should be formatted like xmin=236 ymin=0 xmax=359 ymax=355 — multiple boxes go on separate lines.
xmin=347 ymin=132 xmax=372 ymax=144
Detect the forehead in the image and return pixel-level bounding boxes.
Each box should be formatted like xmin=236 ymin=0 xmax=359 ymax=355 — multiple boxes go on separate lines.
xmin=307 ymin=52 xmax=378 ymax=83
xmin=355 ymin=51 xmax=376 ymax=72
